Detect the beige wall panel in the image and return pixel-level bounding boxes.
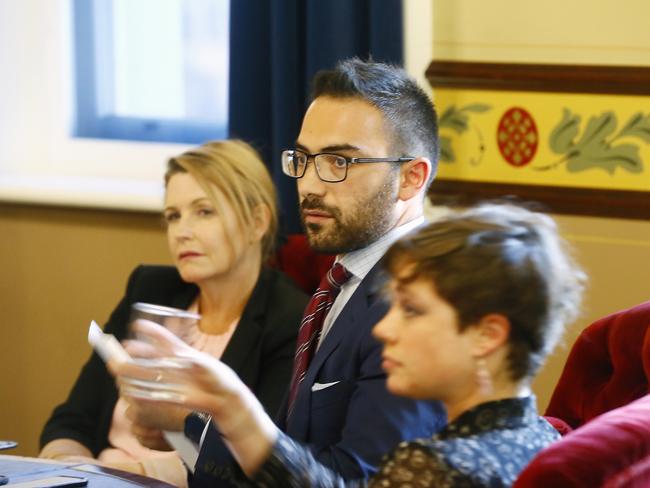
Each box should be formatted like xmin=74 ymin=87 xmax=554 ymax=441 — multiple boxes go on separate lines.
xmin=434 ymin=0 xmax=650 ymax=65
xmin=0 ymin=204 xmax=171 ymax=456
xmin=531 ymin=214 xmax=650 ymax=410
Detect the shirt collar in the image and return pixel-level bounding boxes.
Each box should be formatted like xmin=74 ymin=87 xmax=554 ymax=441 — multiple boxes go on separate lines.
xmin=338 ymin=216 xmax=425 ymax=282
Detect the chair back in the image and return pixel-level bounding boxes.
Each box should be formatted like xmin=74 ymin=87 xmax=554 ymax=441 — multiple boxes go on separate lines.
xmin=270 ymin=234 xmax=335 ymax=294
xmin=514 ymin=394 xmax=650 ymax=488
xmin=544 ymin=301 xmax=650 ymax=431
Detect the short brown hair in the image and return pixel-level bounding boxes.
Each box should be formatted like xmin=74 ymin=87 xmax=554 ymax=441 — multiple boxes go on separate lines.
xmin=165 ymin=140 xmax=278 ymax=260
xmin=383 ymin=203 xmax=586 ymax=381
xmin=312 ymin=58 xmax=439 ymax=188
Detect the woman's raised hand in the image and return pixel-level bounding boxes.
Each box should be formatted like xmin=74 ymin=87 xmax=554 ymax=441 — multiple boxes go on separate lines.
xmin=109 ymin=319 xmax=279 ymax=475
xmin=111 ymin=319 xmax=243 ymax=414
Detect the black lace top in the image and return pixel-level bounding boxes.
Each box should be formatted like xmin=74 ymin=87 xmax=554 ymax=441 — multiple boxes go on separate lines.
xmin=254 ymin=396 xmax=559 ymax=488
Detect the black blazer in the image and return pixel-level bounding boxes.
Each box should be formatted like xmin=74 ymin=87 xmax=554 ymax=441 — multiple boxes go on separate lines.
xmin=40 ymin=265 xmax=308 ymax=456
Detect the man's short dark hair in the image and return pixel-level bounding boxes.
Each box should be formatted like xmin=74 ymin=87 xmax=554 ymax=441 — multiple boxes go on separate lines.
xmin=312 ymin=58 xmax=439 ymax=186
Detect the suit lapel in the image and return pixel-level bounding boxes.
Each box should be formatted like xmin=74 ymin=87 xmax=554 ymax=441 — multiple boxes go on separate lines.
xmin=287 ymin=265 xmax=383 ymax=439
xmin=220 ymin=268 xmax=270 ymax=374
xmin=219 ymin=313 xmax=263 ymax=373
xmin=306 ymin=282 xmax=370 ymax=379
xmin=167 ymin=268 xmax=269 ymax=379
xmin=169 ymin=279 xmax=199 ymax=310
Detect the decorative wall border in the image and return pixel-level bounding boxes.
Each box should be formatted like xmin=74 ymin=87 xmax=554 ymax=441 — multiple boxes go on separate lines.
xmin=426 ymin=61 xmax=650 ymax=96
xmin=426 ymin=61 xmax=650 ymax=220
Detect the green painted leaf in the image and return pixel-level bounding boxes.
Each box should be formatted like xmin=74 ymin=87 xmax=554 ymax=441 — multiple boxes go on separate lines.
xmin=438 ymin=105 xmax=457 ymax=126
xmin=446 ymin=117 xmax=469 ymax=133
xmin=439 ymin=106 xmax=469 ymax=134
xmin=439 ymin=137 xmax=455 ymax=162
xmin=460 ymin=103 xmax=491 ymax=113
xmin=617 ymin=112 xmax=650 ymax=143
xmin=574 ymin=111 xmax=617 ymax=148
xmin=438 ymin=103 xmax=489 ymax=162
xmin=549 ymin=108 xmax=581 ymax=154
xmin=545 ymin=108 xmax=648 ymax=174
xmin=566 ymin=143 xmax=643 ymax=174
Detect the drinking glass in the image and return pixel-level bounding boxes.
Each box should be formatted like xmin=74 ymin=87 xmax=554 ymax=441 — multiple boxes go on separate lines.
xmin=129 ymin=302 xmax=200 ymax=342
xmin=122 ymin=302 xmax=201 ymax=401
xmin=120 ymin=302 xmax=204 ymax=469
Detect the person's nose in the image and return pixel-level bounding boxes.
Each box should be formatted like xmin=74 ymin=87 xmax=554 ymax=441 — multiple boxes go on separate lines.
xmin=171 ymin=215 xmax=194 ymax=241
xmin=297 ymin=158 xmax=327 ymax=197
xmin=372 ymin=307 xmax=397 ymax=344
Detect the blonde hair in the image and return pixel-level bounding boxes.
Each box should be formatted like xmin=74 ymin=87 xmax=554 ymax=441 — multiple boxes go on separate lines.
xmin=165 ymin=140 xmax=278 ymax=260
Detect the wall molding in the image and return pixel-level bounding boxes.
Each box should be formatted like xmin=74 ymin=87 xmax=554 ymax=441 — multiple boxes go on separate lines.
xmin=427 ymin=60 xmax=650 ymax=95
xmin=429 ymin=179 xmax=650 ymax=220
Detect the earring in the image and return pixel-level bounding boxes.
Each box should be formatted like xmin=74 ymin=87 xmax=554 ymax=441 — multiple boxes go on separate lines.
xmin=476 ymin=358 xmax=493 ymax=397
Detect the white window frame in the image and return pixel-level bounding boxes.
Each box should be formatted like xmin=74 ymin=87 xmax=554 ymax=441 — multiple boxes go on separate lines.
xmin=0 ymin=0 xmax=192 ymax=212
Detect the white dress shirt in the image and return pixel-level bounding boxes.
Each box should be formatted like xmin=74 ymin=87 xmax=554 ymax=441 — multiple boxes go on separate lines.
xmin=317 ymin=216 xmax=425 ymax=348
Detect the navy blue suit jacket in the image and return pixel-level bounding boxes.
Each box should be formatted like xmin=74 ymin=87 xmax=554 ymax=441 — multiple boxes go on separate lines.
xmin=192 ymin=264 xmax=446 ymax=486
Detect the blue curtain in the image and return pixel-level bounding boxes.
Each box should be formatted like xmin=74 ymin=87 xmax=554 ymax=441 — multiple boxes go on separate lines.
xmin=228 ymin=0 xmax=404 ymax=234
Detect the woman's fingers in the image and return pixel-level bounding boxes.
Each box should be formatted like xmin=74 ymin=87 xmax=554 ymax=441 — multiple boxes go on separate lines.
xmin=164 ymin=388 xmax=230 ymax=414
xmin=130 ymin=319 xmax=191 ymax=354
xmin=111 ymin=356 xmax=217 ymax=404
xmin=110 ymin=359 xmax=152 ymax=379
xmin=122 ymin=339 xmax=161 ymax=359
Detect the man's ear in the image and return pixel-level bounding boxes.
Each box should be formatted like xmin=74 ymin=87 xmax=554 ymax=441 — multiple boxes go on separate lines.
xmin=398 ymin=158 xmax=431 ymax=201
xmin=471 ymin=314 xmax=510 ymax=358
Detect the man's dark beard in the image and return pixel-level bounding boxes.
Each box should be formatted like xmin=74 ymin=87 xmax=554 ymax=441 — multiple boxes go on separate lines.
xmin=300 ymin=177 xmax=398 ymax=254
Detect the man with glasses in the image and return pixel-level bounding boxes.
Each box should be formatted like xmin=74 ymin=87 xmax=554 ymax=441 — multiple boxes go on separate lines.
xmin=191 ymin=58 xmax=445 ymax=486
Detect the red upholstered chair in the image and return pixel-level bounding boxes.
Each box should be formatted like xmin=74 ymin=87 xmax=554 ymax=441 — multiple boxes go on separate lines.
xmin=270 ymin=234 xmax=335 ymax=295
xmin=513 ymin=394 xmax=650 ymax=488
xmin=544 ymin=301 xmax=650 ymax=433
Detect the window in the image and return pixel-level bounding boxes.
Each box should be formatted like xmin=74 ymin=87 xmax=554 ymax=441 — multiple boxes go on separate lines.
xmin=73 ymin=0 xmax=229 ymax=144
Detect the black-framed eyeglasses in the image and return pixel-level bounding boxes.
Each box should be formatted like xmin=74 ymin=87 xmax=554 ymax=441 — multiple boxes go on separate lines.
xmin=281 ymin=149 xmax=414 ymax=183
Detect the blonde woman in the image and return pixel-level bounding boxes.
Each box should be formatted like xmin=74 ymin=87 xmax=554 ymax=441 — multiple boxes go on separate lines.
xmin=39 ymin=140 xmax=308 ymax=487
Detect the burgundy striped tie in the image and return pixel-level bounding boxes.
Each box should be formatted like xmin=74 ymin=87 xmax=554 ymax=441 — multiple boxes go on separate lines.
xmin=287 ymin=263 xmax=352 ymax=416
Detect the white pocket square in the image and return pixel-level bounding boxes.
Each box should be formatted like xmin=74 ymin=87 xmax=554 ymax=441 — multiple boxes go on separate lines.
xmin=311 ymin=381 xmax=340 ymax=392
